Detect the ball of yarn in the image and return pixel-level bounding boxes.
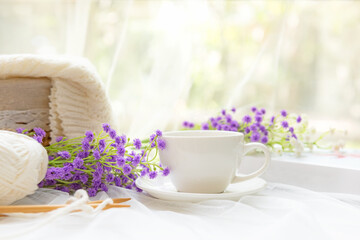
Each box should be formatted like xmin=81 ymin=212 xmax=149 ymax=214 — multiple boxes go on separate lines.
xmin=0 ymin=130 xmax=48 ymax=205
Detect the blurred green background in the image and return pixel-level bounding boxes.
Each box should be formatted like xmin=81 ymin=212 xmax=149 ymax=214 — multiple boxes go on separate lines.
xmin=0 ymin=0 xmax=359 ymax=147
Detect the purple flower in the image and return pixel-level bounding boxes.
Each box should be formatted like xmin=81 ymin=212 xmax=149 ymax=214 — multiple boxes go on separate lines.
xmin=58 ymin=151 xmax=71 ymax=159
xmin=85 ymin=131 xmax=94 ymax=142
xmin=292 ymin=134 xmax=298 ymax=139
xmin=81 ymin=138 xmax=90 ymax=151
xmin=92 ymin=178 xmax=101 ymax=188
xmin=48 ymin=155 xmax=54 ymax=160
xmin=251 ymin=107 xmax=257 ymax=113
xmin=34 ymin=128 xmax=46 ymax=137
xmin=281 ymin=121 xmax=289 ymax=128
xmin=149 ymin=134 xmax=156 ymax=142
xmin=109 ymin=129 xmax=117 ymax=139
xmin=96 ymin=162 xmax=103 ymax=172
xmin=230 ymin=127 xmax=237 ymax=132
xmin=156 ymin=130 xmax=162 ymax=137
xmin=231 ymin=107 xmax=236 ymax=113
xmin=140 ymin=169 xmax=148 ymax=177
xmin=45 ymin=180 xmax=56 ymax=186
xmin=93 ymin=170 xmax=102 ymax=180
xmin=255 ymin=115 xmax=263 ymax=123
xmin=106 ymin=173 xmax=115 ymax=182
xmin=149 ymin=171 xmax=158 ymax=179
xmin=280 ymin=110 xmax=287 ymax=117
xmin=242 ymin=115 xmax=252 ymax=124
xmin=151 ymin=142 xmax=156 ymax=148
xmin=74 ymin=157 xmax=84 ymax=168
xmin=244 ymin=127 xmax=251 ymax=134
xmin=102 ymin=123 xmax=111 ymax=133
xmin=188 ymin=122 xmax=195 ymax=128
xmin=87 ymin=188 xmax=97 ymax=197
xmin=117 ymin=145 xmax=125 ymax=157
xmin=120 ymin=135 xmax=127 ymax=145
xmin=132 ymin=155 xmax=141 ymax=166
xmin=104 ymin=165 xmax=112 ymax=172
xmin=100 ymin=183 xmax=108 ymax=192
xmin=115 ymin=136 xmax=122 ymax=145
xmin=55 ymin=186 xmax=70 ymax=193
xmin=63 ymin=163 xmax=74 ymax=173
xmin=250 ymin=132 xmax=261 ymax=142
xmin=78 ymin=151 xmax=89 ymax=159
xmin=45 ymin=167 xmax=58 ymax=180
xmin=123 ymin=164 xmax=132 ymax=175
xmin=201 ymin=123 xmax=209 ymax=130
xmin=122 ymin=176 xmax=129 ymax=184
xmin=211 ymin=121 xmax=218 ymax=128
xmin=157 ymin=139 xmax=166 ymax=150
xmin=182 ymin=121 xmax=189 ymax=127
xmin=56 ymin=136 xmax=64 ymax=142
xmin=162 ymin=167 xmax=170 ymax=176
xmin=93 ymin=149 xmax=101 ymax=160
xmin=57 ymin=168 xmax=65 ymax=178
xmin=72 ymin=174 xmax=81 ymax=181
xmin=296 ymin=116 xmax=302 ymax=123
xmin=99 ymin=139 xmax=106 ymax=151
xmin=223 ymin=125 xmax=230 ymax=131
xmin=230 ymin=120 xmax=239 ymax=128
xmin=80 ymin=174 xmax=88 ymax=184
xmin=270 ymin=116 xmax=275 ymax=124
xmin=225 ymin=114 xmax=232 ymax=123
xmin=289 ymin=127 xmax=294 ymax=133
xmin=249 ymin=124 xmax=258 ymax=132
xmin=69 ymin=183 xmax=82 ymax=191
xmin=259 ymin=125 xmax=266 ymax=133
xmin=221 ymin=109 xmax=226 ymax=115
xmin=133 ymin=138 xmax=142 ymax=150
xmin=16 ymin=128 xmax=25 ymax=133
xmin=33 ymin=135 xmax=43 ymax=143
xmin=260 ymin=108 xmax=266 ymax=114
xmin=38 ymin=181 xmax=45 ymax=188
xmin=114 ymin=176 xmax=122 ymax=186
xmin=62 ymin=172 xmax=73 ymax=180
xmin=261 ymin=136 xmax=268 ymax=144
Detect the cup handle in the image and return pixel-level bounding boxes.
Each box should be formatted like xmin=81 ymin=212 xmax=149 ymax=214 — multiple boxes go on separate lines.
xmin=231 ymin=142 xmax=271 ymax=183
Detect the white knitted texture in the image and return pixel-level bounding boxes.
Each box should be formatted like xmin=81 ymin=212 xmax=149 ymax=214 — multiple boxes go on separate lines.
xmin=0 ymin=55 xmax=115 ymax=140
xmin=0 ymin=130 xmax=48 ymax=205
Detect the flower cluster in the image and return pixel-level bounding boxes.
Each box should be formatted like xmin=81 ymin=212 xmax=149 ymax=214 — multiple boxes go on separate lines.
xmin=17 ymin=124 xmax=169 ymax=196
xmin=182 ymin=107 xmax=330 ymax=156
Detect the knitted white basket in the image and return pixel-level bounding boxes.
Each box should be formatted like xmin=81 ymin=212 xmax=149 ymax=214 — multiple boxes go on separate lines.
xmin=0 ymin=55 xmax=115 ymax=141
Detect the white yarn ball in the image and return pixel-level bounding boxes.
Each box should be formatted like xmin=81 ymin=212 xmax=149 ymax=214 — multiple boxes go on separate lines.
xmin=0 ymin=130 xmax=48 ymax=205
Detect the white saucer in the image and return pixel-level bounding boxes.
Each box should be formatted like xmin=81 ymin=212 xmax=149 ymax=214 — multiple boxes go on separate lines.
xmin=135 ymin=176 xmax=267 ymax=202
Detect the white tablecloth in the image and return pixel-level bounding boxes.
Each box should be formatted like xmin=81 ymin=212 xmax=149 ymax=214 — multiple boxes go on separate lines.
xmin=1 ymin=182 xmax=360 ymax=240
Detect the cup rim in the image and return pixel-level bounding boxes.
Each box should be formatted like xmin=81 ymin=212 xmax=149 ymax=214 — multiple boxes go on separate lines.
xmin=162 ymin=130 xmax=244 ymax=138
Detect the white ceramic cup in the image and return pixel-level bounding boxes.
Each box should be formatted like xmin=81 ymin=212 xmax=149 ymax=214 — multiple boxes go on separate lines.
xmin=159 ymin=130 xmax=271 ymax=193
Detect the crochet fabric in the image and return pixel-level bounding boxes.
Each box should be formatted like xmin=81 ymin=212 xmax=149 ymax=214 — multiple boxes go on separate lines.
xmin=0 ymin=55 xmax=115 ymax=140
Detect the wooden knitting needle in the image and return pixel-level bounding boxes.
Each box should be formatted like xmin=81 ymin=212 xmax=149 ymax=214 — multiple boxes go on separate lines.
xmin=0 ymin=203 xmax=130 ymax=215
xmin=0 ymin=198 xmax=131 ymax=215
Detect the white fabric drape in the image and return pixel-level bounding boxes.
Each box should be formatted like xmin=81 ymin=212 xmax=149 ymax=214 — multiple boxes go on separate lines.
xmin=1 ymin=183 xmax=360 ymax=240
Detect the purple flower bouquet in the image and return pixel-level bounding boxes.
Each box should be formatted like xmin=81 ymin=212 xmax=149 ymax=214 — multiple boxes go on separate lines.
xmin=17 ymin=124 xmax=169 ymax=196
xmin=182 ymin=107 xmax=332 ymax=156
